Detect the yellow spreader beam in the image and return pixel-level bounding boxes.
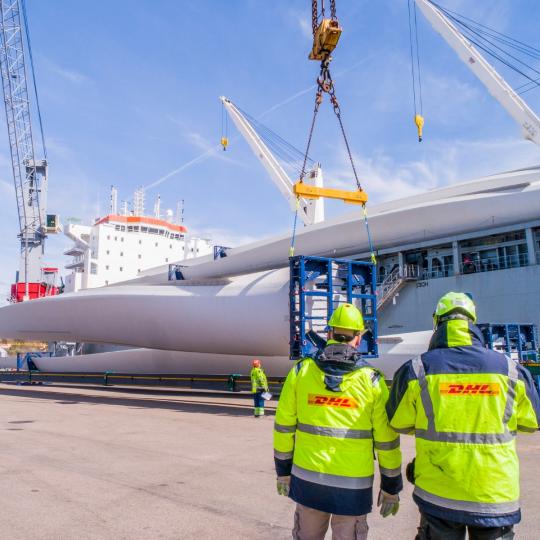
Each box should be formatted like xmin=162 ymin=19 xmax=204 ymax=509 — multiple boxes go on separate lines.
xmin=293 ymin=182 xmax=368 ymax=205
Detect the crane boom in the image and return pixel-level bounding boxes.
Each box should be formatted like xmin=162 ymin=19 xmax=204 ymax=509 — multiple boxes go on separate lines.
xmin=220 ymin=96 xmax=324 ymax=225
xmin=0 ymin=0 xmax=50 ymax=300
xmin=415 ymin=0 xmax=540 ymax=147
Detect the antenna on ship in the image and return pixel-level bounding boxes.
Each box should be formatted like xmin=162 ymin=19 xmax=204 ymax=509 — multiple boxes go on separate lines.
xmin=110 ymin=186 xmax=118 ymax=214
xmin=133 ymin=187 xmax=145 ymax=217
xmin=176 ymin=200 xmax=185 ymax=224
xmin=154 ymin=195 xmax=161 ymax=219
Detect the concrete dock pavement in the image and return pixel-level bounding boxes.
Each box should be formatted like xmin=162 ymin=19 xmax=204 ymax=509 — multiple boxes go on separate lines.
xmin=0 ymin=383 xmax=538 ymax=539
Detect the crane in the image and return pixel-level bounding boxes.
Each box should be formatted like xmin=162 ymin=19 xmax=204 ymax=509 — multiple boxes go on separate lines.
xmin=0 ymin=0 xmax=58 ymax=302
xmin=220 ymin=96 xmax=325 ymax=226
xmin=415 ymin=0 xmax=540 ymax=148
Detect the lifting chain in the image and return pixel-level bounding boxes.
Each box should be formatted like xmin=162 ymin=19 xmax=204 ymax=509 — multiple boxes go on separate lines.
xmin=299 ymin=59 xmax=362 ymax=193
xmin=311 ymin=0 xmax=319 ymax=35
xmin=311 ymin=1 xmax=338 ymax=35
xmin=296 ymin=57 xmax=375 ymax=264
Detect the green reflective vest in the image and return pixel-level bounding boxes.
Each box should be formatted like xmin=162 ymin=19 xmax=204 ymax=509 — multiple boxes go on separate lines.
xmin=250 ymin=367 xmax=268 ymax=393
xmin=387 ymin=320 xmax=540 ymax=527
xmin=274 ymin=354 xmax=401 ymax=515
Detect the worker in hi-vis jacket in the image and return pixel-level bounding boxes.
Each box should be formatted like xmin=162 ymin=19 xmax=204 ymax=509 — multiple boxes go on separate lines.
xmin=387 ymin=292 xmax=540 ymax=540
xmin=250 ymin=359 xmax=269 ymax=417
xmin=274 ymin=303 xmax=402 ymax=540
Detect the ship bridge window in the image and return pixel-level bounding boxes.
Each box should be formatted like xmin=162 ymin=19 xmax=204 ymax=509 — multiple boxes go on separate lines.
xmin=134 ymin=226 xmax=139 ymax=232
xmin=115 ymin=225 xmax=121 ymax=231
xmin=149 ymin=227 xmax=159 ymax=234
xmin=159 ymin=229 xmax=164 ymax=236
xmin=127 ymin=226 xmax=133 ymax=232
xmin=121 ymin=226 xmax=126 ymax=232
xmin=141 ymin=227 xmax=148 ymax=233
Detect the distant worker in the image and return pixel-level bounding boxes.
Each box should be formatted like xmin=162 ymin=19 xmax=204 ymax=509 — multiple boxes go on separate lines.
xmin=274 ymin=303 xmax=402 ymax=540
xmin=387 ymin=292 xmax=540 ymax=540
xmin=250 ymin=359 xmax=269 ymax=418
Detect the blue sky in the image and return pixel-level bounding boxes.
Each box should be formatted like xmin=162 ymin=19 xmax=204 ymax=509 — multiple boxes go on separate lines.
xmin=0 ymin=0 xmax=539 ymax=298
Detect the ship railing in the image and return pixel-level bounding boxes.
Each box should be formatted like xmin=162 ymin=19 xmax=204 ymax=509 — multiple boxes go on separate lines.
xmin=458 ymin=252 xmax=529 ymax=276
xmin=418 ymin=252 xmax=530 ymax=281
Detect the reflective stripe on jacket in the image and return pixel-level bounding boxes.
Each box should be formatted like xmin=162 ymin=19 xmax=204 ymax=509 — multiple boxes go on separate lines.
xmin=250 ymin=367 xmax=268 ymax=393
xmin=274 ymin=348 xmax=402 ymax=516
xmin=387 ymin=320 xmax=540 ymax=527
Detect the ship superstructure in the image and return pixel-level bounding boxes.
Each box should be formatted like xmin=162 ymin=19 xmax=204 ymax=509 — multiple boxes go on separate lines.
xmin=63 ymin=188 xmax=213 ymax=291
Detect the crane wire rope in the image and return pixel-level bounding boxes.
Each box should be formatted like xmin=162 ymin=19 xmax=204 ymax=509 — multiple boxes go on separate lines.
xmin=20 ymin=0 xmax=47 ymax=160
xmin=408 ymin=0 xmax=424 ymax=141
xmin=236 ymin=104 xmax=315 ymax=175
xmin=429 ymin=1 xmax=540 ymax=95
xmin=291 ymin=0 xmax=376 ymax=265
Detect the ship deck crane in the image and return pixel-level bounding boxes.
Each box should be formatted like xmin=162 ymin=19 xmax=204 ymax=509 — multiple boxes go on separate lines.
xmin=0 ymin=0 xmax=57 ymax=302
xmin=220 ymin=96 xmax=325 ymax=226
xmin=415 ymin=0 xmax=540 ymax=148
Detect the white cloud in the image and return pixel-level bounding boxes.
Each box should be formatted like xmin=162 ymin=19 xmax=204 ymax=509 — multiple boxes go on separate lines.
xmin=297 ymin=15 xmax=312 ymax=40
xmin=50 ymin=66 xmax=89 ymax=85
xmin=42 ymin=57 xmax=91 ymax=85
xmin=189 ymin=226 xmax=261 ymax=248
xmin=324 ymin=136 xmax=540 ymax=206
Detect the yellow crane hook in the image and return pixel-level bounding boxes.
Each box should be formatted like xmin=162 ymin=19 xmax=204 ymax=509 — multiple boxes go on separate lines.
xmin=415 ymin=114 xmax=425 ymax=142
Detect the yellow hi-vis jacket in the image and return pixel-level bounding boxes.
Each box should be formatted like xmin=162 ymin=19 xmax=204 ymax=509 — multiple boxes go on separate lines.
xmin=250 ymin=367 xmax=268 ymax=393
xmin=387 ymin=320 xmax=540 ymax=528
xmin=274 ymin=343 xmax=402 ymax=516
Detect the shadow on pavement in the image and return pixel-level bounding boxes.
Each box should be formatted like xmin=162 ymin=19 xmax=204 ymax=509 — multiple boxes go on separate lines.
xmin=0 ymin=386 xmax=276 ymax=417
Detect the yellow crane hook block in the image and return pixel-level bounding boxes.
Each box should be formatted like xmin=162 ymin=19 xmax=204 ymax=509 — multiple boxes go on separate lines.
xmin=293 ymin=181 xmax=368 ymax=205
xmin=221 ymin=136 xmax=228 ymax=151
xmin=414 ymin=114 xmax=424 ymax=142
xmin=309 ymin=19 xmax=342 ymax=61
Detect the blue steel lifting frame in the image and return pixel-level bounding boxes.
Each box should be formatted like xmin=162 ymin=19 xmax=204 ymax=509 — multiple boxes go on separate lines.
xmin=289 ymin=255 xmax=378 ymax=361
xmin=478 ymin=323 xmax=538 ymax=362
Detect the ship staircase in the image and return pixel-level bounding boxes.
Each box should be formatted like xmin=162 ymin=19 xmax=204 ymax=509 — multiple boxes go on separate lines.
xmin=377 ymin=265 xmax=420 ymax=311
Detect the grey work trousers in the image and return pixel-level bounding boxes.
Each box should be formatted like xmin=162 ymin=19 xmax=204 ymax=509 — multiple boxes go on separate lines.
xmin=292 ymin=503 xmax=369 ymax=540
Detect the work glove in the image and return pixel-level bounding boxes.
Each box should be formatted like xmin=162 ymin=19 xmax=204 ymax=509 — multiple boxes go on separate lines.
xmin=276 ymin=476 xmax=291 ymax=496
xmin=377 ymin=490 xmax=399 ymax=518
xmin=406 ymin=458 xmax=416 ymax=485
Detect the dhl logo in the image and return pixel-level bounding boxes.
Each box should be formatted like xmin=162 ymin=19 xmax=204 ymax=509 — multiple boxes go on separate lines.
xmin=439 ymin=383 xmax=500 ymax=396
xmin=308 ymin=394 xmax=359 ymax=408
